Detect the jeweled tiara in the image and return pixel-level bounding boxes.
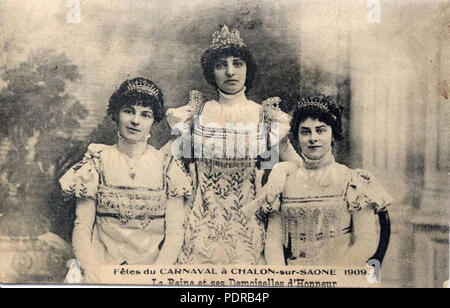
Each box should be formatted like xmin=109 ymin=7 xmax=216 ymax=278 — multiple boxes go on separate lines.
xmin=125 ymin=80 xmax=160 ymax=98
xmin=210 ymin=25 xmax=246 ymax=50
xmin=297 ymin=96 xmax=337 ymax=120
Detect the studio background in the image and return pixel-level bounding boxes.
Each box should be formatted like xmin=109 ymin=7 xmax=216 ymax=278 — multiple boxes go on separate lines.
xmin=0 ymin=0 xmax=448 ymax=287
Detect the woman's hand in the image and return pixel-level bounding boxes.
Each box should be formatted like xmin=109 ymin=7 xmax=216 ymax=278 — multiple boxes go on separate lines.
xmin=240 ymin=194 xmax=265 ymax=221
xmin=262 ymin=193 xmax=281 ymax=213
xmin=240 ymin=187 xmax=281 ymax=221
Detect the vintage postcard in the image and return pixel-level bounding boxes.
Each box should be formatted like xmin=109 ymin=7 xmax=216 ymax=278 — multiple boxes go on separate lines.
xmin=0 ymin=0 xmax=448 ymax=289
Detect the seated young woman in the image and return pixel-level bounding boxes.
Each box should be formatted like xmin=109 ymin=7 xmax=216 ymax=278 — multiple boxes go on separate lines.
xmin=60 ymin=78 xmax=192 ymax=283
xmin=264 ymin=95 xmax=392 ymax=266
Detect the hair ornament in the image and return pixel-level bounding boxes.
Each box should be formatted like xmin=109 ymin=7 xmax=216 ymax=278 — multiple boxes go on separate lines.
xmin=297 ymin=96 xmax=338 ymax=121
xmin=125 ymin=79 xmax=161 ymax=98
xmin=210 ymin=25 xmax=247 ymax=50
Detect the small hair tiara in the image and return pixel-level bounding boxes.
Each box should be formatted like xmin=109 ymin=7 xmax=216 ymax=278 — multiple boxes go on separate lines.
xmin=297 ymin=96 xmax=338 ymax=121
xmin=125 ymin=80 xmax=160 ymax=98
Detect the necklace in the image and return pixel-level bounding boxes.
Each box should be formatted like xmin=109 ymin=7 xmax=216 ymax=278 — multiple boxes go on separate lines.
xmin=116 ymin=147 xmax=148 ymax=180
xmin=116 ymin=132 xmax=150 ymax=180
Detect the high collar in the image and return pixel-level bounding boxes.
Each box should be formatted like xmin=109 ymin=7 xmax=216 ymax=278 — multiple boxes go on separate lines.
xmin=116 ymin=132 xmax=149 ymax=159
xmin=301 ymin=149 xmax=335 ymax=170
xmin=218 ymin=87 xmax=247 ymax=105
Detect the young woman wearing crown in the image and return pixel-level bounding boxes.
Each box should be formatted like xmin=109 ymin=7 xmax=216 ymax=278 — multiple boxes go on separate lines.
xmin=167 ymin=26 xmax=302 ymax=265
xmin=263 ymin=95 xmax=392 ymax=266
xmin=60 ymin=78 xmax=192 ymax=283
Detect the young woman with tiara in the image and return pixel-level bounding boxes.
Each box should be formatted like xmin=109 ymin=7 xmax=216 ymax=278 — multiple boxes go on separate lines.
xmin=167 ymin=26 xmax=301 ymax=265
xmin=264 ymin=95 xmax=392 ymax=266
xmin=60 ymin=78 xmax=192 ymax=283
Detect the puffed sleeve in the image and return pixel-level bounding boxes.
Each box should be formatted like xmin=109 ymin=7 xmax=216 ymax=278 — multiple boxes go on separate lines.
xmin=59 ymin=148 xmax=101 ymax=200
xmin=262 ymin=97 xmax=292 ymax=143
xmin=261 ymin=97 xmax=302 ymax=166
xmin=166 ymin=156 xmax=193 ymax=200
xmin=166 ymin=90 xmax=205 ymax=134
xmin=346 ymin=169 xmax=393 ymax=214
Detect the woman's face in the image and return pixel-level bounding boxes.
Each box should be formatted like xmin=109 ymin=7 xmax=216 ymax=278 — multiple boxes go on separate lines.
xmin=298 ymin=117 xmax=333 ymax=160
xmin=213 ymin=56 xmax=247 ymax=94
xmin=118 ymin=105 xmax=154 ymax=142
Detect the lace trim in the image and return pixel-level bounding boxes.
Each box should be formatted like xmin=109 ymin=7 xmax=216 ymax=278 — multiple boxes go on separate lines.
xmin=281 ymin=202 xmax=351 ymax=259
xmin=197 ymin=157 xmax=258 ymax=169
xmin=193 ymin=124 xmax=268 ymax=160
xmin=96 ymin=212 xmax=165 ymax=229
xmin=96 ymin=184 xmax=167 ymax=229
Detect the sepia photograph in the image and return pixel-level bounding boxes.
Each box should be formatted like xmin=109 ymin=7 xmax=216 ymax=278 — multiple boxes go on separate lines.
xmin=0 ymin=0 xmax=448 ymax=289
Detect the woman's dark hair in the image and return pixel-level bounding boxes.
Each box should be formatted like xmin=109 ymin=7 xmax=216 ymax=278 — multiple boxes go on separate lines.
xmin=291 ymin=95 xmax=344 ymax=145
xmin=201 ymin=45 xmax=257 ymax=91
xmin=107 ymin=77 xmax=164 ymax=123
